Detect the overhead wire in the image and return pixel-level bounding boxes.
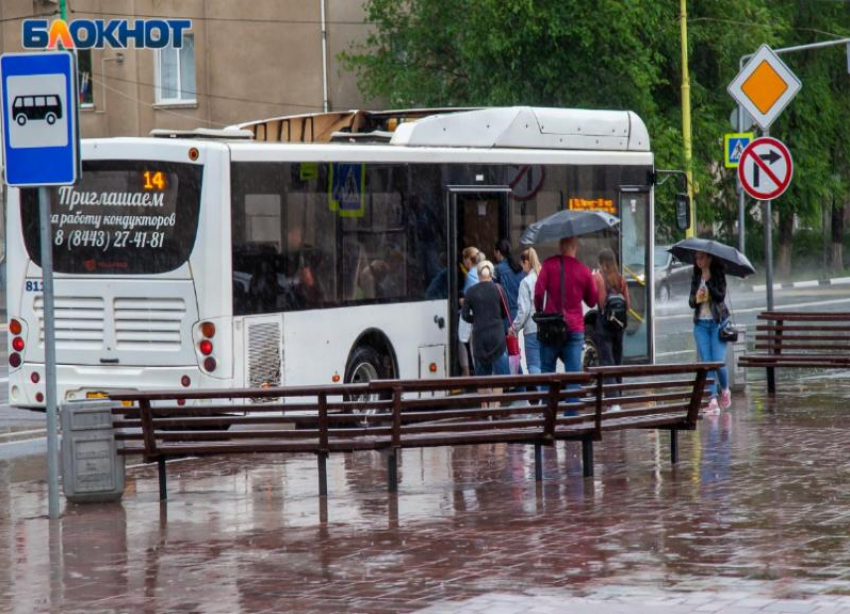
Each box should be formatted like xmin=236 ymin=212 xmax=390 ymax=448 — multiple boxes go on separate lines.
xmin=89 ymin=76 xmax=227 ymax=128
xmin=0 ymin=11 xmax=57 ymax=24
xmin=89 ymin=70 xmax=325 ymax=111
xmin=68 ymin=7 xmax=369 ymax=27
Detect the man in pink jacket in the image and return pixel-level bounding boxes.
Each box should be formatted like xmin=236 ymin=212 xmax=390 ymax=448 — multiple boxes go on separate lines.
xmin=534 ymin=236 xmax=598 ymax=374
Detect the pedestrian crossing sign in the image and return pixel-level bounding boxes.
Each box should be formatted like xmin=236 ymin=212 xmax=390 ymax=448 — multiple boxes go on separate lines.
xmin=328 ymin=163 xmax=366 ymax=217
xmin=724 ymin=132 xmax=754 ymax=169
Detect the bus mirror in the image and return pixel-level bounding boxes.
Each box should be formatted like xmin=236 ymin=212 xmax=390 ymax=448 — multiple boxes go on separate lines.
xmin=675 ymin=193 xmax=691 ymax=232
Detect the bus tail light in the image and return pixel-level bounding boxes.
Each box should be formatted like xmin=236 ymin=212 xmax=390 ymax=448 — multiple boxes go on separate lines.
xmin=9 ymin=354 xmax=21 ymax=368
xmin=181 ymin=375 xmax=191 ymax=387
xmin=199 ymin=340 xmax=213 ymax=356
xmin=200 ymin=322 xmax=216 ymax=338
xmin=30 ymin=372 xmax=40 ymax=384
xmin=12 ymin=337 xmax=24 ymax=352
xmin=36 ymin=392 xmax=44 ymax=403
xmin=9 ymin=319 xmax=22 ymax=335
xmin=203 ymin=357 xmax=217 ymax=372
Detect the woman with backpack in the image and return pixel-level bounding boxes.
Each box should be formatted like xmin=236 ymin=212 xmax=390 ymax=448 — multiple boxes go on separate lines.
xmin=593 ymin=249 xmax=630 ymax=404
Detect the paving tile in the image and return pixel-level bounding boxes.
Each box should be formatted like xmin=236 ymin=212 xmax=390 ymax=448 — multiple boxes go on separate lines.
xmin=4 ymin=380 xmax=850 ymax=611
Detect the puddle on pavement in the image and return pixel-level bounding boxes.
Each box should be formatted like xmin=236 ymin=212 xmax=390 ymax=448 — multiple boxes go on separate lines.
xmin=3 ymin=380 xmax=850 ymax=613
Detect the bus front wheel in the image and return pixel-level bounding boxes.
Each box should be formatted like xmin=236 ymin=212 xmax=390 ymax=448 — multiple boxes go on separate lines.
xmin=15 ymin=114 xmax=26 ymax=126
xmin=45 ymin=113 xmax=57 ymax=125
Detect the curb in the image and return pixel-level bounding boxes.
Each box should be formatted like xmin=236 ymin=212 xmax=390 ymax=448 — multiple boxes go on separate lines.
xmin=751 ymin=276 xmax=850 ymax=292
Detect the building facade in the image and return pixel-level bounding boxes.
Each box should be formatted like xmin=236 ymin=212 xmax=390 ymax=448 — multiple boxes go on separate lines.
xmin=0 ymin=0 xmax=375 ymax=138
xmin=0 ymin=0 xmax=375 ymax=307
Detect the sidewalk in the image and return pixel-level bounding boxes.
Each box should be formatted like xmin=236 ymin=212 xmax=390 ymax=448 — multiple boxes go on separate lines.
xmin=4 ymin=375 xmax=850 ymax=613
xmin=751 ymin=275 xmax=850 ymax=292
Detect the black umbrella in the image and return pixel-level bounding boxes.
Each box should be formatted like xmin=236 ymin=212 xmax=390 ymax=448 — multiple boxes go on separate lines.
xmin=520 ymin=210 xmax=619 ymax=245
xmin=669 ymin=237 xmax=756 ymax=278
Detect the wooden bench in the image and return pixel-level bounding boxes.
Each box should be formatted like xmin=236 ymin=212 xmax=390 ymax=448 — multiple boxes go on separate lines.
xmin=739 ymin=311 xmax=850 ymax=393
xmin=110 ymin=363 xmax=719 ymax=501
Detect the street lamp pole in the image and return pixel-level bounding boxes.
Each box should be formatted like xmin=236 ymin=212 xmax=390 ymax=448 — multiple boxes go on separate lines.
xmin=680 ymin=0 xmax=695 ymax=238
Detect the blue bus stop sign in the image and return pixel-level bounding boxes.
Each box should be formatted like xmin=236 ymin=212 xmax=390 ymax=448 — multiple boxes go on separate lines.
xmin=1 ymin=51 xmax=79 ymax=186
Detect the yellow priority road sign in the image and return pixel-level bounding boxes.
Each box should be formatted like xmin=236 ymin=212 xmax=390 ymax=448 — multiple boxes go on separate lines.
xmin=728 ymin=45 xmax=801 ymax=131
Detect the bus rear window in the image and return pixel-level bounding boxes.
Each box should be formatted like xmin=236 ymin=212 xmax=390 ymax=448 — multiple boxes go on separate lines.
xmin=21 ymin=160 xmax=203 ymax=274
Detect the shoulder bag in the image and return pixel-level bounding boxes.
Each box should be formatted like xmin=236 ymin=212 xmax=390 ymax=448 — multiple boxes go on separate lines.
xmin=718 ymin=283 xmax=739 ymax=343
xmin=532 ymin=257 xmax=569 ymax=347
xmin=498 ymin=286 xmax=521 ymax=357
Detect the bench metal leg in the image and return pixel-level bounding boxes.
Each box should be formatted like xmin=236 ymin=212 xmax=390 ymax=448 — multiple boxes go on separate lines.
xmin=534 ymin=443 xmax=543 ymax=482
xmin=767 ymin=367 xmax=776 ymax=395
xmin=318 ymin=452 xmax=328 ymax=497
xmin=670 ymin=429 xmax=679 ymax=464
xmin=581 ymin=439 xmax=594 ymax=477
xmin=158 ymin=457 xmax=167 ymax=501
xmin=387 ymin=450 xmax=398 ymax=493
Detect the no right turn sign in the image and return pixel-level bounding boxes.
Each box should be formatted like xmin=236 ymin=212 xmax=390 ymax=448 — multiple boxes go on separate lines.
xmin=737 ymin=136 xmax=793 ymax=201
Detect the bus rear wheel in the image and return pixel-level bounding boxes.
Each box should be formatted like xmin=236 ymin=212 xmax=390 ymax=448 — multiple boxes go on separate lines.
xmin=45 ymin=113 xmax=57 ymax=125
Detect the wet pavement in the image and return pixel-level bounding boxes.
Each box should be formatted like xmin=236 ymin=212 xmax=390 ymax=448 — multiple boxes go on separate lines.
xmin=4 ymin=377 xmax=850 ymax=613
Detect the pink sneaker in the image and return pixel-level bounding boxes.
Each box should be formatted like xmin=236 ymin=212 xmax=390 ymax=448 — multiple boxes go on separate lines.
xmin=720 ymin=389 xmax=732 ymax=410
xmin=704 ymin=397 xmax=720 ymax=414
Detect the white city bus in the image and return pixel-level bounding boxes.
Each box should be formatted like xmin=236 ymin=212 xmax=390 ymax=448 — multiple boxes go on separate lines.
xmin=6 ymin=107 xmax=656 ymax=409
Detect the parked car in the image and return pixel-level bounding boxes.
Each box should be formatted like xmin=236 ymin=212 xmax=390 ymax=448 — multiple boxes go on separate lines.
xmin=655 ymin=246 xmax=692 ymax=300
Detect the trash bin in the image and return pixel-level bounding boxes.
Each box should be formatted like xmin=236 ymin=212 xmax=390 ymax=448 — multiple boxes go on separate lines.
xmin=61 ymin=401 xmax=125 ymax=503
xmin=725 ymin=324 xmax=748 ymax=392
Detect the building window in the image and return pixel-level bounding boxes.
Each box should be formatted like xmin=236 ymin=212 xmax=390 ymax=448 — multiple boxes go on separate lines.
xmin=78 ymin=49 xmax=93 ymax=107
xmin=155 ymin=34 xmax=196 ymax=104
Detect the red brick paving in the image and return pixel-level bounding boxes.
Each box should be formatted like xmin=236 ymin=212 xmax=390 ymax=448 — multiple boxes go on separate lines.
xmin=3 ymin=381 xmax=850 ymax=612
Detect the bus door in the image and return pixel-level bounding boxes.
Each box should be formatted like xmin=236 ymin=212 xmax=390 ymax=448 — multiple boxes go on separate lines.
xmin=618 ymin=186 xmax=653 ymax=363
xmin=447 ymin=187 xmax=511 ymax=376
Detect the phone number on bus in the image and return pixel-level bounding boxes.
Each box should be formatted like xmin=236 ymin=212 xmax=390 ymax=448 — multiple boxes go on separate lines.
xmin=54 ymin=229 xmax=166 ymax=251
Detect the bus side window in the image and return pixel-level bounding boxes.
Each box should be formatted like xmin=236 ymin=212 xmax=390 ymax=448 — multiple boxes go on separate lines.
xmin=409 ymin=166 xmax=447 ymax=300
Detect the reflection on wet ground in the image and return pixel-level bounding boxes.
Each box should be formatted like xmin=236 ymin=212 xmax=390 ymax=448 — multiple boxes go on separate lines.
xmin=4 ymin=379 xmax=850 ymax=613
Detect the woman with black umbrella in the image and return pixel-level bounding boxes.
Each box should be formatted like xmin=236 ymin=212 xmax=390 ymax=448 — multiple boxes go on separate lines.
xmin=689 ymin=251 xmax=731 ymax=412
xmin=673 ymin=237 xmax=753 ymax=413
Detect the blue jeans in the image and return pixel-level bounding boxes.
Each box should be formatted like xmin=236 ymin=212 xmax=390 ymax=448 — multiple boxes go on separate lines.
xmin=694 ymin=319 xmax=729 ymax=396
xmin=474 ymin=351 xmax=510 ymax=376
xmin=524 ymin=332 xmax=542 ymax=375
xmin=541 ymin=331 xmax=585 ymax=414
xmin=541 ymin=331 xmax=584 ymax=374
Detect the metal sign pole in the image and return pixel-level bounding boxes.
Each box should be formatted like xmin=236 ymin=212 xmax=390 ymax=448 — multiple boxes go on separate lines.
xmin=38 ymin=186 xmax=60 ymax=519
xmin=763 ymin=128 xmax=776 ymax=394
xmin=763 ymin=127 xmax=775 ymax=313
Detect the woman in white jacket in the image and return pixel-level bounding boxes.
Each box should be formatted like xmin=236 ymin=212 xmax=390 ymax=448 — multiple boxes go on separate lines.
xmin=509 ymin=247 xmax=542 ymax=375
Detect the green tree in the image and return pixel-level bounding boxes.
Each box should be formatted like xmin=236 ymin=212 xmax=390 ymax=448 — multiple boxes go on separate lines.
xmin=342 ymin=0 xmax=850 ymax=273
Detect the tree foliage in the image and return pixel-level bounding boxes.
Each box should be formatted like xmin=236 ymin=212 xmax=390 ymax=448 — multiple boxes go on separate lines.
xmin=341 ymin=0 xmax=850 ymax=269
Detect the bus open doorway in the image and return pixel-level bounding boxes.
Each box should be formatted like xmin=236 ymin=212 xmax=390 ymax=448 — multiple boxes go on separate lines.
xmin=447 ymin=187 xmax=511 ymax=376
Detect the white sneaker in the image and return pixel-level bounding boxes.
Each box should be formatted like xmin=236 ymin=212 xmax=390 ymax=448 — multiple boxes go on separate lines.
xmin=704 ymin=397 xmax=720 ymax=415
xmin=720 ymin=389 xmax=732 ymax=410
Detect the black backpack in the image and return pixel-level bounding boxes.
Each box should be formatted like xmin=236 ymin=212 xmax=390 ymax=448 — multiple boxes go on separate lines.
xmin=602 ymin=282 xmax=628 ymax=332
